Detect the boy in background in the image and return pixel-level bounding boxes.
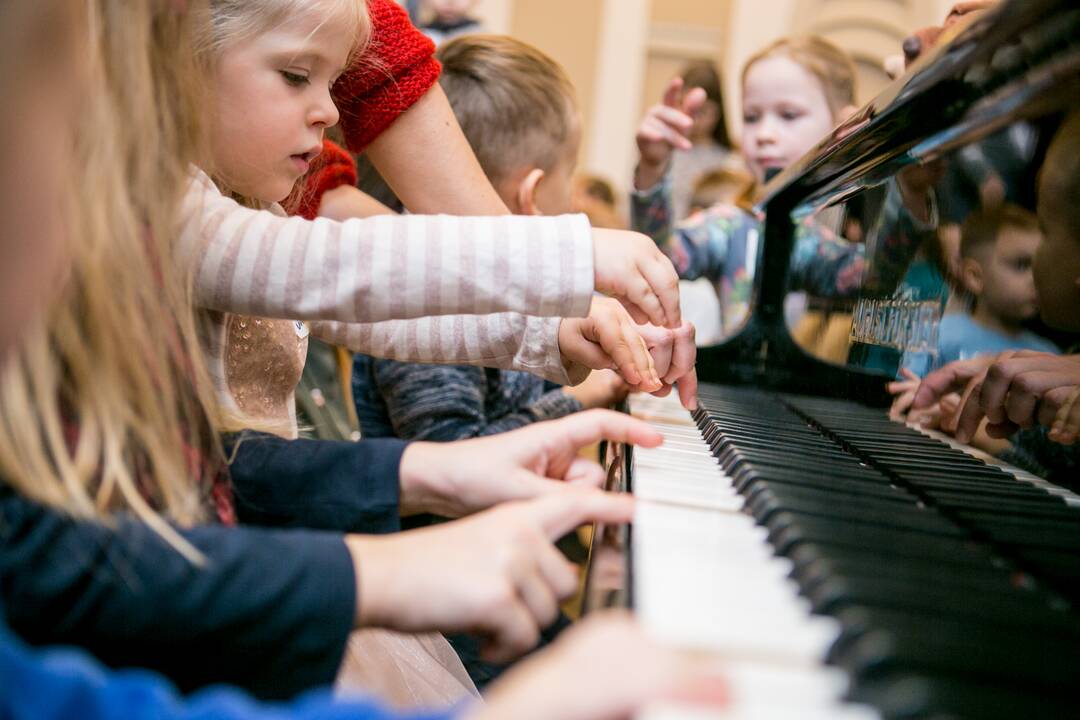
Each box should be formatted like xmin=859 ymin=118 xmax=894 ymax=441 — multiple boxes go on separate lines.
xmin=936 ymin=203 xmax=1059 ymax=366
xmin=352 ymin=35 xmax=629 ymax=447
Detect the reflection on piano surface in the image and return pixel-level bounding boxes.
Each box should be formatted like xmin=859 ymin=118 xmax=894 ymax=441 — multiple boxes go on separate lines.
xmin=584 ymin=1 xmax=1080 ymax=718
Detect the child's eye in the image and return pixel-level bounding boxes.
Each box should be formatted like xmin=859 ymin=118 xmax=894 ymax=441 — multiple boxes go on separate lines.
xmin=280 ymin=70 xmax=310 ymax=87
xmin=780 ymin=110 xmax=804 ymax=121
xmin=742 ymin=112 xmax=760 ymax=124
xmin=1011 ymin=257 xmax=1032 ymax=271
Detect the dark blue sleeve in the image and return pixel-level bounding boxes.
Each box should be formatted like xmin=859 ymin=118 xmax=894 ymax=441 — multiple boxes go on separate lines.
xmin=0 ymin=486 xmax=355 ymax=699
xmin=0 ymin=620 xmax=457 ymax=720
xmin=226 ymin=432 xmax=406 ymax=534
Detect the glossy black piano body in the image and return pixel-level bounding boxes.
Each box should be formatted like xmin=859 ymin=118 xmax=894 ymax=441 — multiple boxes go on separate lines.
xmin=584 ymin=2 xmax=1080 ymax=718
xmin=690 ymin=0 xmax=1080 ymax=407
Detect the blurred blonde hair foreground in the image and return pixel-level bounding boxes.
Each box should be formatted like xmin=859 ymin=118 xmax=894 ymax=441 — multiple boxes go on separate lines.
xmin=0 ymin=0 xmax=222 ymax=561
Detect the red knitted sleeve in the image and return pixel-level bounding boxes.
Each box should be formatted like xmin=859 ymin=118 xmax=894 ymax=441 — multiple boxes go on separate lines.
xmin=333 ymin=0 xmax=442 ymax=153
xmin=291 ymin=140 xmax=359 ymax=220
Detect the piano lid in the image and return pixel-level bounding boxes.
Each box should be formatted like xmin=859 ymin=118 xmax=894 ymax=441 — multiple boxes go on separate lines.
xmin=691 ymin=0 xmax=1080 ymax=405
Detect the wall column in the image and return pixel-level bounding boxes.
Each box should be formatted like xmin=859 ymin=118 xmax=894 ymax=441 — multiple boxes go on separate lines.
xmin=585 ymin=0 xmax=652 ymax=187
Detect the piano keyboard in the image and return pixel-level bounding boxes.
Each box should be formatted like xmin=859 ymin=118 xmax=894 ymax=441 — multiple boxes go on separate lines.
xmin=624 ymin=384 xmax=1080 ymax=720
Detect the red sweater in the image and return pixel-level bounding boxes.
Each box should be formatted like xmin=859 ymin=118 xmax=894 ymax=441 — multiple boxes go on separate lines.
xmin=333 ymin=0 xmax=441 ymax=153
xmin=293 ymin=0 xmax=440 ymax=219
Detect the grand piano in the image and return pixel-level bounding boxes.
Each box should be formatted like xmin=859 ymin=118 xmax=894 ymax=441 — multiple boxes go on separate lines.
xmin=583 ymin=1 xmax=1080 ymax=718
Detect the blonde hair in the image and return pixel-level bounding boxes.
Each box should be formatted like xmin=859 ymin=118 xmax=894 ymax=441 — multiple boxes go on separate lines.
xmin=0 ymin=0 xmax=222 ymax=561
xmin=437 ymin=35 xmax=579 ymax=185
xmin=194 ymin=0 xmax=370 ymax=66
xmin=742 ymin=35 xmax=857 ymax=114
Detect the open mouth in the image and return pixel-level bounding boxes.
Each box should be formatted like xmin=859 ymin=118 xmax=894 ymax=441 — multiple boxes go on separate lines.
xmin=290 ymin=148 xmax=322 ymax=173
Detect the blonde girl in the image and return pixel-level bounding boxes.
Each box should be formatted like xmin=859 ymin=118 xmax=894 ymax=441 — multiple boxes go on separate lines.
xmin=0 ymin=0 xmax=222 ymax=553
xmin=0 ymin=3 xmax=728 ymax=718
xmin=631 ymin=36 xmax=867 ymax=340
xmin=0 ymin=0 xmax=671 ymax=707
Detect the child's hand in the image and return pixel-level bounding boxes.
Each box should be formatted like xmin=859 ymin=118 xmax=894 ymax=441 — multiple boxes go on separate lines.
xmin=635 ymin=320 xmax=698 ymax=410
xmin=887 ymin=368 xmax=921 ymax=419
xmin=559 ymin=296 xmax=661 ymax=390
xmin=558 ymin=297 xmax=698 ymax=409
xmin=398 ymin=408 xmax=662 ymax=518
xmin=467 ymin=611 xmax=729 ymax=720
xmin=564 ymin=369 xmax=630 ymax=410
xmin=592 ymin=227 xmax=681 ymax=329
xmin=634 ymin=77 xmax=707 ymax=191
xmin=347 ymin=490 xmax=636 ymax=662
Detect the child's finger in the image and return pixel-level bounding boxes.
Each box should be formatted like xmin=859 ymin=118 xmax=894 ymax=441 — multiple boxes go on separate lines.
xmin=641 ymin=114 xmax=692 ymax=151
xmin=628 ymin=329 xmax=660 ymax=389
xmin=661 ymin=76 xmax=684 ymax=108
xmin=676 ymin=367 xmax=699 ymax=411
xmin=900 ymin=368 xmax=920 ymax=382
xmin=1050 ymin=386 xmax=1080 ymax=445
xmin=953 ymin=376 xmax=987 ymax=443
xmin=650 ymin=105 xmax=695 ymax=132
xmin=680 ymin=86 xmax=708 ymax=116
xmin=623 ymin=278 xmax=667 ymax=333
xmin=638 ymin=255 xmax=681 ymax=329
xmin=581 ymin=320 xmax=643 ymax=386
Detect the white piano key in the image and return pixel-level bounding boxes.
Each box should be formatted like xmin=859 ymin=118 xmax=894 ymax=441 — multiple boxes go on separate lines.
xmin=627 ymin=393 xmax=880 ymax=720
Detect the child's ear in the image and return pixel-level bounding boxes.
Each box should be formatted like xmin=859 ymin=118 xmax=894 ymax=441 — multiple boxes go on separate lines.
xmin=961 ymin=257 xmax=984 ymax=296
xmin=517 ymin=168 xmax=546 ymax=216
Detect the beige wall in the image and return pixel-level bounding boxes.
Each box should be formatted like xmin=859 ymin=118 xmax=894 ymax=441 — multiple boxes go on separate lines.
xmin=417 ymin=0 xmax=959 ymax=196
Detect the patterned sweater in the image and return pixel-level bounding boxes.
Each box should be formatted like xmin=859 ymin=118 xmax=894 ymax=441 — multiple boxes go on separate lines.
xmin=352 ymin=358 xmax=581 ymax=441
xmin=180 ymin=170 xmax=594 ymax=436
xmin=629 ymin=173 xmax=934 ymax=335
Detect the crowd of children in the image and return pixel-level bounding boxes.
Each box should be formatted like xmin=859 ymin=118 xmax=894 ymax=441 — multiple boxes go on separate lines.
xmin=0 ymin=0 xmax=1077 ymax=719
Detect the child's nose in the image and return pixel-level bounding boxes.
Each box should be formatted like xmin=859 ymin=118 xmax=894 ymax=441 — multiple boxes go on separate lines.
xmin=754 ymin=116 xmax=778 ymax=145
xmin=310 ymin=90 xmax=340 ymax=128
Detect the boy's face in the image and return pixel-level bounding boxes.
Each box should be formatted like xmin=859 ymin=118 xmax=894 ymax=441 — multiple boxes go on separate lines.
xmin=969 ymin=225 xmax=1042 ymax=323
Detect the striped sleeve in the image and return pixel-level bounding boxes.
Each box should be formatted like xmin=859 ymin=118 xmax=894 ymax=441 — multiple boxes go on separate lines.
xmin=179 ymin=171 xmax=594 ymax=324
xmin=310 ymin=314 xmax=590 ymax=386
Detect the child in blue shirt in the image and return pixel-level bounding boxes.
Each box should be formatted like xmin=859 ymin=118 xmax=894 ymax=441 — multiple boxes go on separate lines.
xmin=935 ymin=204 xmax=1060 ymax=366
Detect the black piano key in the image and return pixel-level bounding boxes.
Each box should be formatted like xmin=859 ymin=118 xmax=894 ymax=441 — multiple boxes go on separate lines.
xmin=764 ymin=506 xmax=964 ymax=537
xmin=851 ymin=672 xmax=1076 ymax=720
xmin=833 ymin=626 xmax=1080 ymax=693
xmin=807 ymin=575 xmax=1058 ymax=623
xmin=795 ymin=555 xmax=1033 ymax=599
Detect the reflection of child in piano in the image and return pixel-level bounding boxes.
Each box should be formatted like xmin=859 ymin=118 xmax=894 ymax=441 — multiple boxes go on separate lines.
xmin=632 ymin=36 xmax=867 ymax=336
xmin=887 ymin=204 xmax=1059 ymax=450
xmin=906 ymin=110 xmax=1080 ymax=483
xmin=352 ymin=35 xmax=654 ymax=456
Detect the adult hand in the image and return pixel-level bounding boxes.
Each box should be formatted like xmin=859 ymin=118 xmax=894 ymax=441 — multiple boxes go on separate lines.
xmin=634 ymin=76 xmax=707 ymax=191
xmin=592 ymin=227 xmax=682 ymax=329
xmin=348 ymin=490 xmax=635 ymax=662
xmin=915 ymin=351 xmax=1080 ymax=444
xmin=954 ymin=352 xmax=1080 ymax=443
xmin=398 ymin=409 xmax=662 ymax=518
xmin=467 ymin=611 xmax=730 ymax=720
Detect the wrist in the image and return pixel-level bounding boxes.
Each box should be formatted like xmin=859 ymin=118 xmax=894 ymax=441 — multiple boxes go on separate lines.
xmin=345 ymin=534 xmax=393 ymax=628
xmin=634 ymin=161 xmax=667 ymax=192
xmin=398 ymin=442 xmax=445 ymax=516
